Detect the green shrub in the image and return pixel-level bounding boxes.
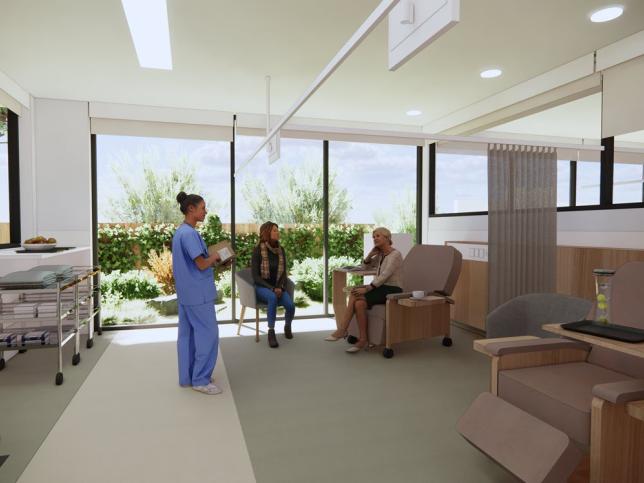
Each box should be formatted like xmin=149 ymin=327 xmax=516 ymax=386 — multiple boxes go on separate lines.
xmin=199 ymin=214 xmax=229 ymax=246
xmin=290 ymin=256 xmax=361 ymax=301
xmin=102 ymin=270 xmax=161 ymax=300
xmin=216 ymin=269 xmax=232 ymax=298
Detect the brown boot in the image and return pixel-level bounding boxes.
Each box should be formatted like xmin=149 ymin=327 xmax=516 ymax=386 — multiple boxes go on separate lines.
xmin=268 ymin=328 xmax=279 ymax=348
xmin=284 ymin=322 xmax=293 ymax=339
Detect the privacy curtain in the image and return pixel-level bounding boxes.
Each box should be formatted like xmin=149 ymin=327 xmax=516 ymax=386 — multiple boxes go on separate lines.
xmin=488 ymin=144 xmax=557 ymax=312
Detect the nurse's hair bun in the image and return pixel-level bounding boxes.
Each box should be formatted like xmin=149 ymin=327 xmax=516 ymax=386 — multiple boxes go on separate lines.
xmin=176 ymin=191 xmax=188 ymax=204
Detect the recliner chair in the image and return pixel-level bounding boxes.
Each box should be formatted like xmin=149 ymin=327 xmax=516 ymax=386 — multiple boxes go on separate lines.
xmin=346 ymin=244 xmax=462 ymax=358
xmin=458 ymin=261 xmax=644 ymax=483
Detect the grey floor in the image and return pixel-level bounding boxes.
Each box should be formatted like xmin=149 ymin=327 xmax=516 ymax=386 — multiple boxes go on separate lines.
xmin=220 ymin=326 xmax=519 ymax=483
xmin=0 ymin=333 xmax=111 ymax=483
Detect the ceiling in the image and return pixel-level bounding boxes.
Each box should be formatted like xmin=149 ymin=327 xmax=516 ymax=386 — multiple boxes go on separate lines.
xmin=1 ymin=0 xmax=643 ymax=128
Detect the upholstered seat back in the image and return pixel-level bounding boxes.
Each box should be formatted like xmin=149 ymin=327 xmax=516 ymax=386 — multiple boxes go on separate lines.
xmin=401 ymin=245 xmax=462 ymax=295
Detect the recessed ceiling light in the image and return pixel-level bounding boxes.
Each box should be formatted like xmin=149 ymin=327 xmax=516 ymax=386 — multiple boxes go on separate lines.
xmin=406 ymin=110 xmax=422 ymax=116
xmin=121 ymin=0 xmax=173 ymax=70
xmin=589 ymin=5 xmax=624 ymax=23
xmin=480 ymin=68 xmax=502 ymax=79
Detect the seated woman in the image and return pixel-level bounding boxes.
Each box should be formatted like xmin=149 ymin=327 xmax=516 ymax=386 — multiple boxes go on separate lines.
xmin=325 ymin=227 xmax=403 ymax=353
xmin=252 ymin=221 xmax=295 ymax=348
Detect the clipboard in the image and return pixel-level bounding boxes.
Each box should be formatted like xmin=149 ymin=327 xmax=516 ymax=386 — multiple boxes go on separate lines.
xmin=208 ymin=240 xmax=235 ymax=264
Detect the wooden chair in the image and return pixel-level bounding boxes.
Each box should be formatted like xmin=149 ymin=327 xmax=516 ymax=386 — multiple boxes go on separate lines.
xmin=235 ymin=268 xmax=295 ymax=342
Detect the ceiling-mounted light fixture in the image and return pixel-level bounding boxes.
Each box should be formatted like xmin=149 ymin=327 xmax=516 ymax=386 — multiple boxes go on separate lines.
xmin=480 ymin=68 xmax=502 ymax=79
xmin=589 ymin=5 xmax=624 ymax=22
xmin=121 ymin=0 xmax=173 ymax=70
xmin=406 ymin=109 xmax=422 ymax=116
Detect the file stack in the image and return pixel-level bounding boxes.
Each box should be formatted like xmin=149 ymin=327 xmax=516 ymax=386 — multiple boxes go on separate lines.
xmin=21 ymin=330 xmax=50 ymax=346
xmin=0 ymin=271 xmax=58 ymax=289
xmin=38 ymin=302 xmax=58 ymax=318
xmin=13 ymin=303 xmax=37 ymax=319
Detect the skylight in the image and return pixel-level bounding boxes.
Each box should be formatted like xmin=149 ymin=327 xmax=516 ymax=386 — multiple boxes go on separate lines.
xmin=121 ymin=0 xmax=173 ymax=70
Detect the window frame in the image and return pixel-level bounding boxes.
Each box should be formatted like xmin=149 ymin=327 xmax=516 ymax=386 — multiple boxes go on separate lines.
xmin=429 ymin=137 xmax=644 ymax=217
xmin=0 ymin=109 xmax=20 ymax=248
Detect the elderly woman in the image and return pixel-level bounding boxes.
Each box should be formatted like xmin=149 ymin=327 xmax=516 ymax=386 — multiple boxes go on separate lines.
xmin=251 ymin=221 xmax=296 ymax=348
xmin=325 ymin=227 xmax=403 ymax=353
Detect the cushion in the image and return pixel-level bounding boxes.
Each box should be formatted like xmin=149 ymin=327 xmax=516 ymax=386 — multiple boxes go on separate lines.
xmin=499 ymin=362 xmax=633 ymax=446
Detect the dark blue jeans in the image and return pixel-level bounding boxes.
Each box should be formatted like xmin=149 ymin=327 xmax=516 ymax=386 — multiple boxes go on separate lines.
xmin=255 ymin=286 xmax=295 ymax=329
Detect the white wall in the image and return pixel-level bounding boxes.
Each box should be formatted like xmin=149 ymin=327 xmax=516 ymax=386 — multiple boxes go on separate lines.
xmin=20 ymin=98 xmax=92 ymax=246
xmin=427 ymin=208 xmax=644 ymax=249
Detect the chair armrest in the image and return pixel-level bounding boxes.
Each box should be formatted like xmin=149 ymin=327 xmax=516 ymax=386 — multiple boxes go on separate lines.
xmin=483 ymin=338 xmax=590 ymax=356
xmin=235 ymin=273 xmax=257 ymax=308
xmin=593 ymin=379 xmax=644 ymax=404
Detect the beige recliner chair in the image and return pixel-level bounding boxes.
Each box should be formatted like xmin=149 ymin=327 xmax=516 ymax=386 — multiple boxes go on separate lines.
xmin=458 ymin=261 xmax=644 ymax=483
xmin=346 ymin=244 xmax=462 ymax=358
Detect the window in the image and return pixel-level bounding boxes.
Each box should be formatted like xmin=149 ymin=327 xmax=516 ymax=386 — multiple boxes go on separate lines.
xmin=0 ymin=107 xmax=9 ymax=244
xmin=434 ymin=150 xmax=487 ymax=214
xmin=575 ymin=160 xmax=601 ymax=206
xmin=0 ymin=106 xmax=19 ymax=246
xmin=557 ymin=161 xmax=570 ymax=207
xmin=235 ymin=136 xmax=325 ymax=317
xmin=96 ymin=134 xmax=231 ymax=326
xmin=613 ymin=162 xmax=644 ymax=204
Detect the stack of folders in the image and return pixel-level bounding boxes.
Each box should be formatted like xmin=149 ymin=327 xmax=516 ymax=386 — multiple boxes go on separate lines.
xmin=38 ymin=302 xmax=58 ymax=318
xmin=29 ymin=265 xmax=74 ymax=281
xmin=0 ymin=271 xmax=58 ymax=289
xmin=21 ymin=330 xmax=50 ymax=346
xmin=0 ymin=333 xmax=18 ymax=348
xmin=13 ymin=303 xmax=37 ymax=319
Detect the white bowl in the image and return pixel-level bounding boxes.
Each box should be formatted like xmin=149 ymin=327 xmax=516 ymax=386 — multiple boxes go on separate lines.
xmin=22 ymin=243 xmax=57 ymax=251
xmin=411 ymin=290 xmax=425 ymax=299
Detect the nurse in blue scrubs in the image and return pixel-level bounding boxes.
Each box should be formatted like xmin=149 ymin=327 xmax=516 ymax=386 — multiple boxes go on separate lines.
xmin=172 ymin=191 xmax=222 ymax=395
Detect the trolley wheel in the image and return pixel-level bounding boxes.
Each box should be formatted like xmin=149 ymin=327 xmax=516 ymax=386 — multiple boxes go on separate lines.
xmin=86 ymin=338 xmax=94 ymax=349
xmin=55 ymin=372 xmax=64 ymax=385
xmin=72 ymin=353 xmax=81 ymax=365
xmin=383 ymin=348 xmax=394 ymax=359
xmin=0 ymin=358 xmax=5 ymax=371
xmin=19 ymin=349 xmax=27 ymax=354
xmin=442 ymin=337 xmax=453 ymax=347
xmin=347 ymin=335 xmax=358 ymax=345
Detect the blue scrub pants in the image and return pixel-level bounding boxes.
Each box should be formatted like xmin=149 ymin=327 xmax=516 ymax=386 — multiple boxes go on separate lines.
xmin=255 ymin=286 xmax=295 ymax=329
xmin=177 ymin=302 xmax=219 ymax=387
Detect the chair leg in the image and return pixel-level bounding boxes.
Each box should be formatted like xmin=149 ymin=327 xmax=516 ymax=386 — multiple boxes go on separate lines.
xmin=237 ymin=306 xmax=246 ymax=335
xmin=255 ymin=308 xmax=260 ymax=343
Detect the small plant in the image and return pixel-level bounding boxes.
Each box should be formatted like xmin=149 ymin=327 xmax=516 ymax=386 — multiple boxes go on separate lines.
xmin=102 ymin=270 xmax=161 ymax=300
xmin=216 ymin=269 xmax=232 ymax=298
xmin=147 ymin=247 xmax=175 ymax=295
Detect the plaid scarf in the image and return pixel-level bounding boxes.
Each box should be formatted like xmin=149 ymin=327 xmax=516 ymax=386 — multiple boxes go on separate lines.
xmin=260 ymin=242 xmax=285 ymax=285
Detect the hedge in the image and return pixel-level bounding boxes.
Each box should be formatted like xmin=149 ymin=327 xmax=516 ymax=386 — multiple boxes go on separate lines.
xmin=98 ymin=216 xmax=366 ymax=274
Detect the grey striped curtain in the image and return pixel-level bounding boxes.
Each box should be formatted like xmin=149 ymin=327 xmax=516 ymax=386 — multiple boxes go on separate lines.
xmin=488 ymin=144 xmax=557 ymax=311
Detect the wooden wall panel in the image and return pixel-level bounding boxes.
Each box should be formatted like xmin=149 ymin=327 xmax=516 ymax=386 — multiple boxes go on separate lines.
xmin=447 ymin=242 xmax=644 ymax=332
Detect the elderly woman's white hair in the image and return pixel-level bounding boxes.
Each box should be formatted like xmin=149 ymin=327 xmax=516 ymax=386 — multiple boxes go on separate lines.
xmin=372 ymin=227 xmax=393 ymax=245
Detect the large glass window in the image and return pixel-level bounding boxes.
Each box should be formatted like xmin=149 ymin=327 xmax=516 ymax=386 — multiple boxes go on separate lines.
xmin=435 ymin=150 xmax=487 ymax=214
xmin=234 ymin=135 xmax=324 ymax=317
xmin=328 ymin=141 xmax=417 ymax=314
xmin=0 ymin=107 xmax=9 ymax=244
xmin=557 ymin=161 xmax=570 ymax=207
xmin=576 ymin=160 xmax=601 ymax=206
xmin=96 ymin=134 xmax=231 ymax=326
xmin=613 ymin=162 xmax=644 ymax=204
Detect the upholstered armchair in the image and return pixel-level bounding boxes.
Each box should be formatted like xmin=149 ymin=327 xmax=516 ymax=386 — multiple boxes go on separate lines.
xmin=235 ymin=268 xmax=295 ymax=342
xmin=459 ymin=261 xmax=644 ymax=483
xmin=346 ymin=244 xmax=462 ymax=358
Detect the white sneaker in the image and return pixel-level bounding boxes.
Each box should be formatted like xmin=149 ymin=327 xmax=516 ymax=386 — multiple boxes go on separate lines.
xmin=192 ymin=383 xmax=222 ymax=395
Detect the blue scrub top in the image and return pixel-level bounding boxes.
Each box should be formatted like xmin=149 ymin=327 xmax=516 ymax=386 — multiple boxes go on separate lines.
xmin=172 ymin=223 xmax=217 ymax=306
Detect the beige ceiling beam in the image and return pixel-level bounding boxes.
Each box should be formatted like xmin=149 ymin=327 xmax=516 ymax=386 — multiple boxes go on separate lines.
xmin=0 ymin=68 xmax=30 ymax=116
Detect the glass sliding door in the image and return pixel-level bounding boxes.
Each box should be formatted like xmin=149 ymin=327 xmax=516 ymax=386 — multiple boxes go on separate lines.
xmin=327 ymin=141 xmax=418 ymax=315
xmin=96 ymin=134 xmax=231 ymax=327
xmin=234 ymin=135 xmax=325 ymax=319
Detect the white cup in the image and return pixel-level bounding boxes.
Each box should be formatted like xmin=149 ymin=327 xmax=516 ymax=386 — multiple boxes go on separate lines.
xmin=412 ymin=290 xmax=424 ymax=299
